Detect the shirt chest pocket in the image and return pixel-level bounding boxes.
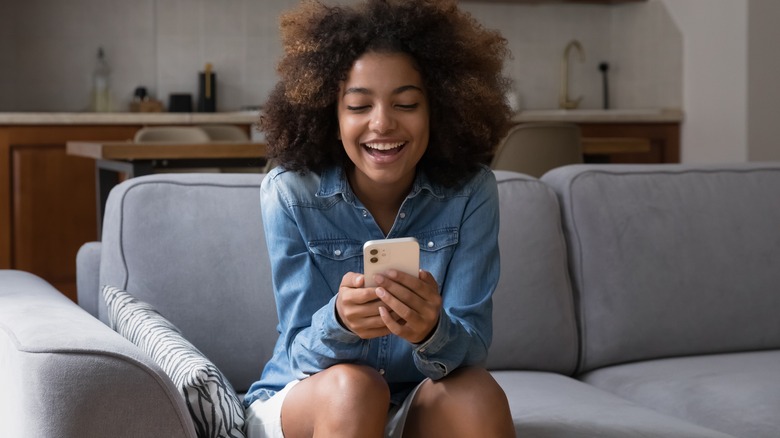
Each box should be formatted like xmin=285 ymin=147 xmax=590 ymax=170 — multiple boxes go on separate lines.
xmin=307 ymin=229 xmax=458 ymax=290
xmin=412 ymin=228 xmax=459 ymax=278
xmin=308 ymin=239 xmax=364 ymax=286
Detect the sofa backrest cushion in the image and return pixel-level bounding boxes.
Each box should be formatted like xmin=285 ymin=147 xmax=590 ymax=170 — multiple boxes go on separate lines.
xmin=488 ymin=171 xmax=578 ymax=375
xmin=99 ymin=171 xmax=581 ymax=391
xmin=99 ymin=173 xmax=277 ymax=393
xmin=543 ymin=163 xmax=780 ymax=373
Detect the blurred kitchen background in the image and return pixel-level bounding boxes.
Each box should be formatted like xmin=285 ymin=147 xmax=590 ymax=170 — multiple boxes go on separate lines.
xmin=0 ymin=0 xmax=778 ymax=162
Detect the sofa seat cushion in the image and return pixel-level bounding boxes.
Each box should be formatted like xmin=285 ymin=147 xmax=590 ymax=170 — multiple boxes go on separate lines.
xmin=491 ymin=370 xmax=731 ymax=437
xmin=580 ymin=350 xmax=780 ymax=438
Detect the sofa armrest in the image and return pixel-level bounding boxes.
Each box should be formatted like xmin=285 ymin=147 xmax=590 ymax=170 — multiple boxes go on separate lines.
xmin=0 ymin=270 xmax=196 ymax=438
xmin=76 ymin=241 xmax=102 ymax=318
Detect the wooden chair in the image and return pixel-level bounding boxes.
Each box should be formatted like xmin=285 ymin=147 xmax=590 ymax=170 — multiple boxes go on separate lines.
xmin=133 ymin=126 xmax=210 ymax=143
xmin=197 ymin=124 xmax=264 ymax=173
xmin=133 ymin=126 xmax=216 ymax=172
xmin=197 ymin=124 xmax=250 ymax=141
xmin=491 ymin=122 xmax=583 ymax=178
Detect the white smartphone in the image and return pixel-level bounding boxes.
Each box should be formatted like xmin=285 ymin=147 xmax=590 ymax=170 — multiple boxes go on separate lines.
xmin=363 ymin=237 xmax=420 ymax=287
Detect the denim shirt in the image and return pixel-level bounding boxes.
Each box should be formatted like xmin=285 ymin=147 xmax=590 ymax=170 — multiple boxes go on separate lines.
xmin=243 ymin=164 xmax=500 ymax=407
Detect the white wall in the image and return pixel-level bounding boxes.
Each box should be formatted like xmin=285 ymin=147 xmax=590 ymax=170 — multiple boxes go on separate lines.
xmin=747 ymin=0 xmax=780 ymax=161
xmin=462 ymin=2 xmax=614 ymax=110
xmin=663 ymin=0 xmax=749 ymax=163
xmin=610 ymin=1 xmax=682 ymax=110
xmin=0 ymin=2 xmax=11 ymax=105
xmin=452 ymin=1 xmax=683 ymax=111
xmin=0 ymin=0 xmax=299 ymax=112
xmin=1 ymin=0 xmax=681 ymax=115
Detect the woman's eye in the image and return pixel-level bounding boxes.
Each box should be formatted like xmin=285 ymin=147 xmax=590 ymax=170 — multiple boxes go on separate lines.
xmin=345 ymin=103 xmax=418 ymax=112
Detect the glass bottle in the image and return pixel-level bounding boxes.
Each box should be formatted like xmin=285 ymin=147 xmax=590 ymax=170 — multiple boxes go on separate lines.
xmin=92 ymin=47 xmax=111 ymax=112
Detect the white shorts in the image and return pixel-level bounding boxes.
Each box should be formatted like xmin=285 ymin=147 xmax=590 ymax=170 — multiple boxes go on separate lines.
xmin=245 ymin=379 xmax=426 ymax=438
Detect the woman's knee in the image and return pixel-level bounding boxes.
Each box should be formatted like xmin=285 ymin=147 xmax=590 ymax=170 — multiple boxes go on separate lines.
xmin=416 ymin=366 xmax=511 ymax=417
xmin=282 ymin=365 xmax=390 ymax=437
xmin=407 ymin=367 xmax=514 ymax=437
xmin=319 ymin=364 xmax=391 ymax=405
xmin=457 ymin=367 xmax=507 ymax=397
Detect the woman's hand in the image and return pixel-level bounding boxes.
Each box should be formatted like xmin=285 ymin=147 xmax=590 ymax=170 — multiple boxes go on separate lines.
xmin=336 ymin=272 xmax=394 ymax=339
xmin=373 ymin=270 xmax=441 ymax=344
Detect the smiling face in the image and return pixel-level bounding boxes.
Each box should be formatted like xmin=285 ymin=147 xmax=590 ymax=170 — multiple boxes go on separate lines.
xmin=337 ymin=51 xmax=430 ymax=199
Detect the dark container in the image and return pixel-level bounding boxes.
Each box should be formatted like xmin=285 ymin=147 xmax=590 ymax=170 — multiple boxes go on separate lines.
xmin=198 ymin=71 xmax=216 ymax=112
xmin=168 ymin=93 xmax=193 ymax=112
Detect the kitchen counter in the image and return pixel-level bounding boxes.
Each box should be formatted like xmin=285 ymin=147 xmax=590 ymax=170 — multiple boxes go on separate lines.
xmin=0 ymin=108 xmax=682 ymax=125
xmin=513 ymin=108 xmax=683 ymax=124
xmin=0 ymin=111 xmax=259 ymax=125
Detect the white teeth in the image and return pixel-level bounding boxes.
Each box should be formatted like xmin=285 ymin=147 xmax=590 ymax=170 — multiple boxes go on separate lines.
xmin=364 ymin=142 xmax=404 ymax=150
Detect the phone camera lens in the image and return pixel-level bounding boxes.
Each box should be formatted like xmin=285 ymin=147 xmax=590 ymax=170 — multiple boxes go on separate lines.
xmin=370 ymin=249 xmax=378 ymax=255
xmin=370 ymin=257 xmax=378 ymax=264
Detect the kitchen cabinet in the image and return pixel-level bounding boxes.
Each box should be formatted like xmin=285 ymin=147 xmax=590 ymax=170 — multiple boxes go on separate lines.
xmin=580 ymin=122 xmax=679 ymax=163
xmin=513 ymin=109 xmax=682 ymax=164
xmin=1 ymin=125 xmax=140 ymax=301
xmin=1 ymin=115 xmax=255 ymax=302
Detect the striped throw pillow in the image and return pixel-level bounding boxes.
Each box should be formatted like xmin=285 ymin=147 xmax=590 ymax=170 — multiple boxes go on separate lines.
xmin=103 ymin=285 xmax=246 ymax=438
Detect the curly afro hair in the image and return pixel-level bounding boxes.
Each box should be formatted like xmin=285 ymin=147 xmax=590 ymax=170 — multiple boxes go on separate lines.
xmin=260 ymin=0 xmax=513 ymax=187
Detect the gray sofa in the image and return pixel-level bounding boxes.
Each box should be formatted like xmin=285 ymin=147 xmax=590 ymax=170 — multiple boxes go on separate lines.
xmin=2 ymin=162 xmax=778 ymax=437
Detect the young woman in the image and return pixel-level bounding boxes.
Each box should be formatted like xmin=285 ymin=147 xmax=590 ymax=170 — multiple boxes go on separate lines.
xmin=243 ymin=1 xmax=516 ymax=437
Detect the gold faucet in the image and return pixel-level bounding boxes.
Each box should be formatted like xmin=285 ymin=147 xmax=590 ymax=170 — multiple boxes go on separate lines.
xmin=559 ymin=40 xmax=585 ymax=110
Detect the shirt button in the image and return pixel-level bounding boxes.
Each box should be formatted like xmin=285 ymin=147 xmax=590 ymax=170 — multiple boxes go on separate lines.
xmin=427 ymin=241 xmax=434 ymax=248
xmin=362 ymin=210 xmax=369 ymax=217
xmin=379 ymin=369 xmax=385 ymax=375
xmin=399 ymin=212 xmax=406 ymax=219
xmin=334 ymin=249 xmax=342 ymax=256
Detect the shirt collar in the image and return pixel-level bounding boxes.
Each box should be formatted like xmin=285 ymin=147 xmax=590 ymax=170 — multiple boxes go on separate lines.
xmin=316 ymin=165 xmax=445 ymax=202
xmin=316 ymin=166 xmax=351 ymax=200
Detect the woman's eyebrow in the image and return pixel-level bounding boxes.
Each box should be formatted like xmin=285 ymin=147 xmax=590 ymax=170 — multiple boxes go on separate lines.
xmin=343 ymin=87 xmax=371 ymax=96
xmin=393 ymin=85 xmax=424 ymax=95
xmin=343 ymin=85 xmax=424 ymax=96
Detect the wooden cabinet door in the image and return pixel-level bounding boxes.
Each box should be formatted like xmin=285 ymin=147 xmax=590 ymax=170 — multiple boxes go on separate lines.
xmin=12 ymin=144 xmax=97 ymax=299
xmin=2 ymin=125 xmax=139 ymax=302
xmin=580 ymin=123 xmax=680 ymax=164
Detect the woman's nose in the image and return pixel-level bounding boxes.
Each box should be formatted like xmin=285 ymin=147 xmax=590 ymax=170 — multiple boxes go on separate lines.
xmin=370 ymin=106 xmax=396 ymax=133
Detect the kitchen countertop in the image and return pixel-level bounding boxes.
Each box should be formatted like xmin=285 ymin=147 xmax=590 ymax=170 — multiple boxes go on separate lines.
xmin=0 ymin=108 xmax=682 ymax=125
xmin=513 ymin=108 xmax=683 ymax=123
xmin=0 ymin=111 xmax=260 ymax=125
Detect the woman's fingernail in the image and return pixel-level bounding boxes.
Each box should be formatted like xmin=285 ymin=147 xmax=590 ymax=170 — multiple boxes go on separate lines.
xmin=376 ymin=287 xmax=385 ymax=298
